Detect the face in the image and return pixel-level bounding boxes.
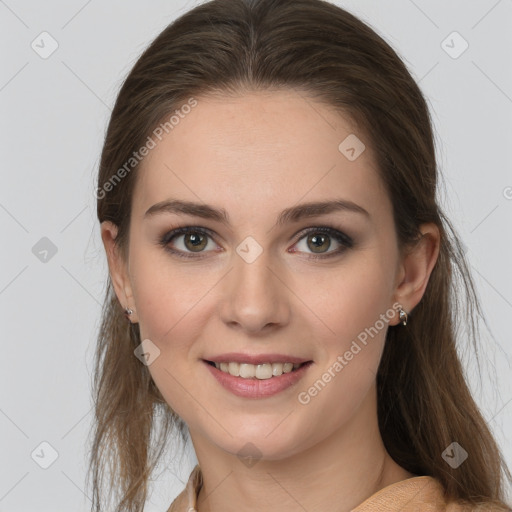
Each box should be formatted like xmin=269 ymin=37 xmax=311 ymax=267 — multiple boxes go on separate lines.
xmin=106 ymin=89 xmax=407 ymax=461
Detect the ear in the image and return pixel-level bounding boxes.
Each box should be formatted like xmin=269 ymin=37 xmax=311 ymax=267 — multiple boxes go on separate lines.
xmin=100 ymin=221 xmax=138 ymax=323
xmin=390 ymin=222 xmax=440 ymax=326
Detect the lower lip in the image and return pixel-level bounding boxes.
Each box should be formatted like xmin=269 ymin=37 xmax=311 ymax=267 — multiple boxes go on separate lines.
xmin=203 ymin=360 xmax=313 ymax=399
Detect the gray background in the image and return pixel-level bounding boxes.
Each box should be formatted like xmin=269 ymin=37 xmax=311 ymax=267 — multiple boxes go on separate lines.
xmin=1 ymin=0 xmax=511 ymax=510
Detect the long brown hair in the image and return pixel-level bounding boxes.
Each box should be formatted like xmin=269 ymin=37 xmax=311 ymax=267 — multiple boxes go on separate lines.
xmin=88 ymin=0 xmax=511 ymax=510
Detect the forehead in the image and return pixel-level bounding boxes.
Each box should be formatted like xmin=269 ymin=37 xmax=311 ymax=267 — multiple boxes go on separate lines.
xmin=132 ymin=89 xmax=390 ymax=224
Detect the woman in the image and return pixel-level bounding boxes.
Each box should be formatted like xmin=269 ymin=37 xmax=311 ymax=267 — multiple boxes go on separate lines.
xmin=89 ymin=0 xmax=511 ymax=510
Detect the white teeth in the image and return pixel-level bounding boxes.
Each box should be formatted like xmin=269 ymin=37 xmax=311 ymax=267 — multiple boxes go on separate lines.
xmin=213 ymin=361 xmax=304 ymax=380
xmin=239 ymin=363 xmax=256 ymax=378
xmin=255 ymin=364 xmax=273 ymax=380
xmin=228 ymin=362 xmax=240 ymax=376
xmin=272 ymin=362 xmax=283 ymax=376
xmin=283 ymin=362 xmax=294 ymax=373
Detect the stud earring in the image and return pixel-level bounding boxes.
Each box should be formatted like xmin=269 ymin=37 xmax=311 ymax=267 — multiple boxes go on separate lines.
xmin=124 ymin=307 xmax=134 ymax=321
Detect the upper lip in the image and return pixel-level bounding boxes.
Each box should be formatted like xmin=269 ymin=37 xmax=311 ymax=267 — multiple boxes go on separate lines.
xmin=204 ymin=353 xmax=311 ymax=365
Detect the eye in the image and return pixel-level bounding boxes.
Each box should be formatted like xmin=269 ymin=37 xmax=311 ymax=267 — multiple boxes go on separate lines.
xmin=159 ymin=226 xmax=219 ymax=259
xmin=159 ymin=225 xmax=354 ymax=260
xmin=291 ymin=227 xmax=353 ymax=259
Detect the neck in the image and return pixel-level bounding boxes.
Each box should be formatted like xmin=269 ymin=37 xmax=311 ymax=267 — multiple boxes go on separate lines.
xmin=190 ymin=385 xmax=413 ymax=512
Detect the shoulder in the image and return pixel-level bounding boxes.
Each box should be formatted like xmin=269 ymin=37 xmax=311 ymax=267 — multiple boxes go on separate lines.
xmin=446 ymin=502 xmax=511 ymax=511
xmin=167 ymin=468 xmax=509 ymax=512
xmin=166 ymin=464 xmax=202 ymax=512
xmin=351 ymin=475 xmax=508 ymax=512
xmin=166 ymin=490 xmax=187 ymax=512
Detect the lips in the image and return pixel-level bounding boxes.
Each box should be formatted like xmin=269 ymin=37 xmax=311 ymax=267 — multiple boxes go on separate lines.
xmin=203 ymin=354 xmax=313 ymax=399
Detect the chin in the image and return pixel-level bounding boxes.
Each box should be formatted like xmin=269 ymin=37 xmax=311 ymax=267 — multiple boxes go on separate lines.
xmin=200 ymin=419 xmax=316 ymax=463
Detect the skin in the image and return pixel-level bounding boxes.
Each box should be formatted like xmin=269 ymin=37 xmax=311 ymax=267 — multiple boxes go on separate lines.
xmin=101 ymin=89 xmax=440 ymax=512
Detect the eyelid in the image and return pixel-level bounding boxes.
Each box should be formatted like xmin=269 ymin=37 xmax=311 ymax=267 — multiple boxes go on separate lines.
xmin=293 ymin=225 xmax=353 ymax=247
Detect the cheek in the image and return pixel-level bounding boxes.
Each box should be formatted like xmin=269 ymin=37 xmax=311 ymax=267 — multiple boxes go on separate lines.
xmin=293 ymin=270 xmax=391 ymax=442
xmin=297 ymin=250 xmax=395 ymax=352
xmin=291 ymin=248 xmax=395 ymax=418
xmin=128 ymin=241 xmax=215 ymax=346
xmin=127 ymin=246 xmax=215 ymax=419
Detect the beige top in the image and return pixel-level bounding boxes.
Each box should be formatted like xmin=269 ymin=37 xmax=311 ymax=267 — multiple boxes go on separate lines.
xmin=166 ymin=464 xmax=493 ymax=511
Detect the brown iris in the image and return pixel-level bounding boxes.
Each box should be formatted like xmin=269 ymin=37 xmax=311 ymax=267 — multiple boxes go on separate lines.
xmin=184 ymin=232 xmax=208 ymax=252
xmin=307 ymin=233 xmax=331 ymax=253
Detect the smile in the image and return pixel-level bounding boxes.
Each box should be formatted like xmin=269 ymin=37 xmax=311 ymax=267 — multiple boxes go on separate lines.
xmin=203 ymin=360 xmax=313 ymax=399
xmin=208 ymin=361 xmax=304 ymax=379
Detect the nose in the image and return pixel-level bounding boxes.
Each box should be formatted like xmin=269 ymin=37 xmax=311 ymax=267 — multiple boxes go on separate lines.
xmin=218 ymin=248 xmax=291 ymax=335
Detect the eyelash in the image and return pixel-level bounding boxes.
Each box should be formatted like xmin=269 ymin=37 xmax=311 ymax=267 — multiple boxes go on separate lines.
xmin=158 ymin=225 xmax=354 ymax=260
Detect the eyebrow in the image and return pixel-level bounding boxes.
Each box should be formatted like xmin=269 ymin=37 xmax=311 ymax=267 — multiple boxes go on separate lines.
xmin=144 ymin=198 xmax=370 ymax=225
